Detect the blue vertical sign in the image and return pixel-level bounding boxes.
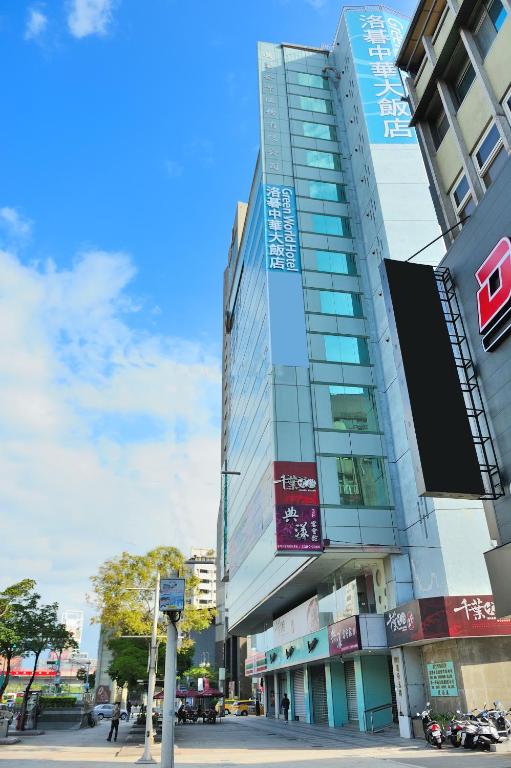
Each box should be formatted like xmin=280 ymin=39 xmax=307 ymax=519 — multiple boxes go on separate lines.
xmin=345 ymin=10 xmax=416 ymax=144
xmin=264 ymin=184 xmax=301 ymax=273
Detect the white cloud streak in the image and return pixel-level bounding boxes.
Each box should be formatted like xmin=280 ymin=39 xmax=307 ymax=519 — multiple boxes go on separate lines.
xmin=0 ymin=207 xmax=32 ymax=241
xmin=25 ymin=6 xmax=48 ymax=40
xmin=67 ymin=0 xmax=117 ymax=38
xmin=0 ymin=246 xmax=220 ymax=634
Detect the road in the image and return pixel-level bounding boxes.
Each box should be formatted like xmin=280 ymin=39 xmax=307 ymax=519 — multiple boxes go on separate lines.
xmin=1 ymin=715 xmax=511 ymax=767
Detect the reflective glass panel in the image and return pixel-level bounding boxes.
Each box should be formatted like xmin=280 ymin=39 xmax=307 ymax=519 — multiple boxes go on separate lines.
xmin=301 ymin=122 xmax=336 ymax=140
xmin=320 ymin=291 xmax=363 ymax=317
xmin=309 ymin=181 xmax=345 ymax=202
xmin=315 ymin=250 xmax=357 ymax=275
xmin=336 ymin=456 xmax=390 ymax=507
xmin=305 ymin=150 xmax=340 ymax=169
xmin=324 ymin=335 xmax=370 ymax=365
xmin=296 ymin=72 xmax=328 ymax=89
xmin=312 ymin=214 xmax=351 ymax=236
xmin=329 ymin=385 xmax=378 ymax=431
xmin=299 ymin=96 xmax=332 ymax=113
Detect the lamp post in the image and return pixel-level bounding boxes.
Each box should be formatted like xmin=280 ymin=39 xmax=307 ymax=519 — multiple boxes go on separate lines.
xmin=135 ymin=572 xmax=160 ymax=766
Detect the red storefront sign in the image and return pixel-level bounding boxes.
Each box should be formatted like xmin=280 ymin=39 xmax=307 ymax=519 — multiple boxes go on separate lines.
xmin=328 ymin=615 xmax=361 ymax=655
xmin=476 ymin=236 xmax=511 ymax=351
xmin=274 ymin=462 xmax=323 ymax=553
xmin=385 ymin=595 xmax=511 ymax=646
xmin=11 ymin=670 xmax=56 ymax=677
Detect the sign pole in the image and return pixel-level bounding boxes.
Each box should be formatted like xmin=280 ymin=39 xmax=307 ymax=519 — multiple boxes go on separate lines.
xmin=160 ymin=616 xmax=178 ymax=768
xmin=136 ymin=572 xmax=159 ymax=765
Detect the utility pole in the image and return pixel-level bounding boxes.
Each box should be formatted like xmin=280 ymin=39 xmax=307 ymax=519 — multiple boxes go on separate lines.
xmin=160 ymin=615 xmax=178 ymax=768
xmin=136 ymin=572 xmax=160 ymax=765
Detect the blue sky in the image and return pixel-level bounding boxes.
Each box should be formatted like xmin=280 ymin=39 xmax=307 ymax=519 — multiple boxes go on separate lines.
xmin=0 ymin=0 xmax=415 ymax=654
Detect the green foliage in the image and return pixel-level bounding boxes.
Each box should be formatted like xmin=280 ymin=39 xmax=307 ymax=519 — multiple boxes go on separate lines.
xmin=182 ymin=665 xmax=217 ymax=680
xmin=90 ymin=546 xmax=216 ymax=638
xmin=40 ymin=696 xmax=76 ymax=709
xmin=0 ymin=580 xmax=38 ymax=699
xmin=0 ymin=580 xmax=36 ymax=619
xmin=176 ymin=644 xmax=195 ymax=676
xmin=107 ymin=637 xmax=152 ymax=691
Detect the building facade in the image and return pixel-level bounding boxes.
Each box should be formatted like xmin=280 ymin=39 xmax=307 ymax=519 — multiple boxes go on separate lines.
xmin=186 ymin=548 xmax=217 ymax=608
xmin=396 ymin=0 xmax=511 ymax=618
xmin=220 ymin=4 xmax=511 ymax=738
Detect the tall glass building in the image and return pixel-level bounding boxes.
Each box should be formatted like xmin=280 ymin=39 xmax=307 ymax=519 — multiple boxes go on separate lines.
xmin=219 ymin=4 xmax=511 ymax=735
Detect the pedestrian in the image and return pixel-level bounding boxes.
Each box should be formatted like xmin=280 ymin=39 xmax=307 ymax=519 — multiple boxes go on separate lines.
xmin=107 ymin=702 xmax=121 ymax=742
xmin=127 ymin=700 xmax=132 ymax=720
xmin=255 ymin=699 xmax=261 ymax=717
xmin=280 ymin=693 xmax=290 ymax=722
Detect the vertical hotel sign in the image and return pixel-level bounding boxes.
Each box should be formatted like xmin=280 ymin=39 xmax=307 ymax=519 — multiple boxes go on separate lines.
xmin=264 ymin=184 xmax=301 ymax=273
xmin=274 ymin=461 xmax=323 ymax=554
xmin=345 ymin=11 xmax=415 ymax=144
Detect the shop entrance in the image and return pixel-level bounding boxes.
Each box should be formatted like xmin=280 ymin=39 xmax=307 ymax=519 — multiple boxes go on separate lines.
xmin=310 ymin=665 xmax=328 ymax=723
xmin=292 ymin=668 xmax=306 ymax=721
xmin=344 ymin=660 xmax=358 ymax=721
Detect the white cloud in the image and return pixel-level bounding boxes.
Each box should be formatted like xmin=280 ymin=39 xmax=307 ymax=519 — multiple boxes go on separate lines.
xmin=306 ymin=0 xmax=329 ymax=8
xmin=165 ymin=159 xmax=184 ymax=179
xmin=67 ymin=0 xmax=117 ymax=38
xmin=0 ymin=207 xmax=32 ymax=240
xmin=0 ymin=246 xmax=220 ymax=648
xmin=25 ymin=6 xmax=48 ymax=40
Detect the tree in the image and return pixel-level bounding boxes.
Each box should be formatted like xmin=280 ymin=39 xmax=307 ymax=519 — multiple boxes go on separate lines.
xmin=107 ymin=637 xmax=194 ymax=693
xmin=90 ymin=546 xmax=216 ymax=639
xmin=0 ymin=580 xmax=37 ymax=700
xmin=17 ymin=603 xmax=77 ymax=729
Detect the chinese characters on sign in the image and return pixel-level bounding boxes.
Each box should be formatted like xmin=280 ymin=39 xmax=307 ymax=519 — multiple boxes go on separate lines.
xmin=427 ymin=661 xmax=458 ymax=697
xmin=476 ymin=236 xmax=511 ymax=351
xmin=345 ymin=11 xmax=415 ymax=144
xmin=264 ymin=184 xmax=301 ymax=273
xmin=274 ymin=461 xmax=323 ymax=553
xmin=328 ymin=615 xmax=361 ymax=655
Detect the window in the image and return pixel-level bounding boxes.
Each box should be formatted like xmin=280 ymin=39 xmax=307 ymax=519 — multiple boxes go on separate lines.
xmin=305 ymin=149 xmax=340 ymax=169
xmin=315 ymin=250 xmax=357 ymax=275
xmin=324 ymin=335 xmax=370 ymax=365
xmin=473 ymin=123 xmax=507 ymax=188
xmin=299 ymin=95 xmax=333 ymax=114
xmin=450 ymin=173 xmax=476 ymax=222
xmin=309 ymin=180 xmax=346 ymax=202
xmin=329 ymin=385 xmax=379 ymax=432
xmin=300 ymin=122 xmax=337 ymax=141
xmin=319 ymin=291 xmax=363 ymax=317
xmin=312 ymin=213 xmax=351 ymax=237
xmin=296 ymin=72 xmax=328 ymax=89
xmin=504 ymin=87 xmax=511 ymax=121
xmin=336 ymin=456 xmax=390 ymax=507
xmin=430 ymin=106 xmax=449 ymax=150
xmin=449 ymin=44 xmax=476 ymax=106
xmin=474 ymin=0 xmax=507 ymax=57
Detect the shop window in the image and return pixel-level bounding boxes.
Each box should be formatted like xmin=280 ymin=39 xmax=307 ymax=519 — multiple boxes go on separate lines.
xmin=336 ymin=456 xmax=390 ymax=507
xmin=300 ymin=121 xmax=337 ymax=141
xmin=320 ymin=291 xmax=362 ymax=317
xmin=315 ymin=250 xmax=357 ymax=275
xmin=324 ymin=335 xmax=370 ymax=365
xmin=474 ymin=0 xmax=507 ymax=57
xmin=450 ymin=173 xmax=476 ymax=223
xmin=305 ymin=149 xmax=340 ymax=170
xmin=329 ymin=385 xmax=378 ymax=432
xmin=473 ymin=123 xmax=507 ymax=189
xmin=312 ymin=213 xmax=351 ymax=237
xmin=299 ymin=95 xmax=333 ymax=114
xmin=309 ymin=180 xmax=346 ymax=202
xmin=296 ymin=72 xmax=329 ymax=89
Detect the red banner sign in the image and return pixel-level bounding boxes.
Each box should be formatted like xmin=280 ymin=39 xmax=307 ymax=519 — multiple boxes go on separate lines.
xmin=328 ymin=615 xmax=361 ymax=655
xmin=476 ymin=236 xmax=511 ymax=351
xmin=274 ymin=462 xmax=323 ymax=553
xmin=11 ymin=670 xmax=56 ymax=677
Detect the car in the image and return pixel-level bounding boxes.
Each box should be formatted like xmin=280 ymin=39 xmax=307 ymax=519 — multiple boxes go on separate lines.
xmin=92 ymin=703 xmax=129 ymax=721
xmin=232 ymin=699 xmax=263 ymax=716
xmin=215 ymin=698 xmax=238 ymax=716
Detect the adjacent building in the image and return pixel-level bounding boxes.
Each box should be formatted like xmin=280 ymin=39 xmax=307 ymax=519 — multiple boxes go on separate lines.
xmin=219 ymin=3 xmax=511 ymax=737
xmin=396 ymin=0 xmax=511 ymax=618
xmin=186 ymin=548 xmax=217 ymax=608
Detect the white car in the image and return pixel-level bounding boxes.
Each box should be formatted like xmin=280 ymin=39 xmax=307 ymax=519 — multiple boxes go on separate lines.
xmin=92 ymin=703 xmax=129 ymax=721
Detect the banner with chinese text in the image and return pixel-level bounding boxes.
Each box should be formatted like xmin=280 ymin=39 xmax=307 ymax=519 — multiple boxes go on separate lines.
xmin=345 ymin=10 xmax=415 ymax=144
xmin=264 ymin=184 xmax=301 ymax=273
xmin=274 ymin=461 xmax=323 ymax=553
xmin=328 ymin=615 xmax=361 ymax=655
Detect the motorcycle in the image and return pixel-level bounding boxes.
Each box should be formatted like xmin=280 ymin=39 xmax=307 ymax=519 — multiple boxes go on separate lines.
xmin=418 ymin=705 xmax=445 ymax=749
xmin=471 ymin=708 xmax=502 ymax=750
xmin=446 ymin=712 xmax=465 ymax=747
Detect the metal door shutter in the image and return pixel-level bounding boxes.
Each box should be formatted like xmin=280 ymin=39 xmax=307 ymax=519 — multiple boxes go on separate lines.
xmin=344 ymin=660 xmax=358 ymax=721
xmin=292 ymin=669 xmax=306 ymax=721
xmin=278 ymin=673 xmax=287 ymax=709
xmin=310 ymin=665 xmax=328 ymax=724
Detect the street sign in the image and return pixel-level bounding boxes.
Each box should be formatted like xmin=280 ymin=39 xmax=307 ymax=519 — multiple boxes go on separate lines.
xmin=159 ymin=577 xmax=185 ymax=612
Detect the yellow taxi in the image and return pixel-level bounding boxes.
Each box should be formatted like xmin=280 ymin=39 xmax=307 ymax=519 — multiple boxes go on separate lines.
xmin=232 ymin=699 xmax=264 ymax=716
xmin=215 ymin=698 xmax=237 ymax=715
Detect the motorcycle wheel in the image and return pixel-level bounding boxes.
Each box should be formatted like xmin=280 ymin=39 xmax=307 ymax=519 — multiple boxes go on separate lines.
xmin=436 ymin=741 xmax=442 ymax=749
xmin=450 ymin=736 xmax=461 ymax=747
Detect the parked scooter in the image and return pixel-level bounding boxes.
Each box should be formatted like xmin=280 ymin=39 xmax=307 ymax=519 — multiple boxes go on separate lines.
xmin=471 ymin=708 xmax=503 ymax=750
xmin=418 ymin=705 xmax=445 ymax=749
xmin=446 ymin=712 xmax=465 ymax=747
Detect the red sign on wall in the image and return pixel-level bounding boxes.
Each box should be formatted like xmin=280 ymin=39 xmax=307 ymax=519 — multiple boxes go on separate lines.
xmin=328 ymin=615 xmax=361 ymax=655
xmin=274 ymin=462 xmax=323 ymax=553
xmin=476 ymin=236 xmax=511 ymax=351
xmin=445 ymin=595 xmax=511 ymax=637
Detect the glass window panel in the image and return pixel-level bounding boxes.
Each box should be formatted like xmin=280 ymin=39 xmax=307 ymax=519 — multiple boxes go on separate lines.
xmin=320 ymin=291 xmax=363 ymax=317
xmin=482 ymin=145 xmax=507 ymax=187
xmin=475 ymin=124 xmax=501 ymax=167
xmin=299 ymin=95 xmax=332 ymax=113
xmin=324 ymin=335 xmax=370 ymax=365
xmin=315 ymin=250 xmax=357 ymax=275
xmin=454 ymin=61 xmax=475 ymax=104
xmin=476 ymin=10 xmax=498 ymax=55
xmin=312 ymin=213 xmax=351 ymax=236
xmin=453 ymin=175 xmax=470 ymax=207
xmin=329 ymin=385 xmax=378 ymax=432
xmin=301 ymin=122 xmax=336 ymax=140
xmin=305 ymin=150 xmax=340 ymax=169
xmin=489 ymin=0 xmax=507 ymax=29
xmin=431 ymin=110 xmax=449 ymax=150
xmin=296 ymin=72 xmax=328 ymax=89
xmin=336 ymin=456 xmax=390 ymax=507
xmin=309 ymin=180 xmax=345 ymax=202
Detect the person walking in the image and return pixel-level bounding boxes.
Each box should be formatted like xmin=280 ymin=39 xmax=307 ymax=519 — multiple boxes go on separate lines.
xmin=281 ymin=693 xmax=290 ymax=722
xmin=127 ymin=700 xmax=132 ymax=720
xmin=107 ymin=702 xmax=121 ymax=742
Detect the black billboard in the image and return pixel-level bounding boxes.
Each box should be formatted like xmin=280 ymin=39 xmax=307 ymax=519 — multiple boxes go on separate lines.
xmin=381 ymin=259 xmax=484 ymax=498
